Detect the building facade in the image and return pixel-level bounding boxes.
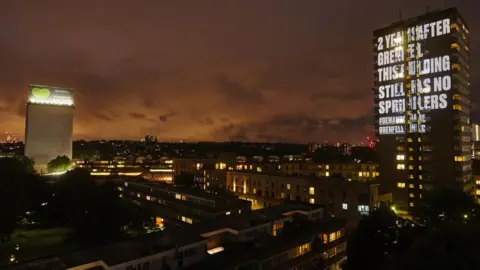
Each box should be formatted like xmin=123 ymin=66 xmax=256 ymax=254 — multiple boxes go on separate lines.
xmin=24 ymin=85 xmax=74 ymax=173
xmin=225 ymin=171 xmax=378 ymax=228
xmin=373 ymin=8 xmax=472 ymax=211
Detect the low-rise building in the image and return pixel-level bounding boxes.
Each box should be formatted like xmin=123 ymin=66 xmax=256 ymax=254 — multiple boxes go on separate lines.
xmin=120 ymin=179 xmax=251 ymax=227
xmin=10 ymin=204 xmax=347 ymax=270
xmin=74 ymin=159 xmax=174 ymax=182
xmin=225 ymin=171 xmax=379 ymax=228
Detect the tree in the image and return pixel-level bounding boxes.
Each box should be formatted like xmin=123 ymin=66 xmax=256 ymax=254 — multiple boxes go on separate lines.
xmin=0 ymin=157 xmax=44 ymax=245
xmin=410 ymin=188 xmax=480 ymax=228
xmin=342 ymin=204 xmax=421 ymax=270
xmin=47 ymin=155 xmax=73 ymax=173
xmin=386 ymin=223 xmax=480 ymax=270
xmin=345 ymin=189 xmax=480 ymax=269
xmin=47 ymin=169 xmax=151 ymax=246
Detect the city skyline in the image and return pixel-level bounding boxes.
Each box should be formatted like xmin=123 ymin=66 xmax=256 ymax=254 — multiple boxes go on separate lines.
xmin=0 ymin=1 xmax=478 ymax=142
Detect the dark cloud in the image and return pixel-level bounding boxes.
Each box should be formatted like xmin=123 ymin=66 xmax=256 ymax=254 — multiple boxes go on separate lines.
xmin=215 ymin=75 xmax=265 ymax=104
xmin=129 ymin=112 xmax=147 ymax=119
xmin=91 ymin=112 xmax=115 ymax=122
xmin=159 ymin=113 xmax=177 ymax=122
xmin=198 ymin=117 xmax=215 ymax=125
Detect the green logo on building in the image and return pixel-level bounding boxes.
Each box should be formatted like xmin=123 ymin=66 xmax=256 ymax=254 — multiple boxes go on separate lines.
xmin=31 ymin=88 xmax=51 ymax=99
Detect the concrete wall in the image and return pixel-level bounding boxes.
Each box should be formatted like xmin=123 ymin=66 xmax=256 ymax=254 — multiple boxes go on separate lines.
xmin=25 ymin=103 xmax=73 ymax=173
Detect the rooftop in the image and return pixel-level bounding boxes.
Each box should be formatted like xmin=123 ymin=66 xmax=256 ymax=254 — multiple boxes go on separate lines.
xmin=8 ymin=204 xmax=330 ymax=270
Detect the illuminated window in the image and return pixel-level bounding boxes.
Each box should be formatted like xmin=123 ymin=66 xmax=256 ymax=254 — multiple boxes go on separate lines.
xmin=452 ymin=64 xmax=461 ymax=70
xmin=419 ymin=175 xmax=423 ymax=180
xmin=309 ymin=198 xmax=315 ymax=204
xmin=272 ymin=222 xmax=284 ymax=236
xmin=451 ymin=43 xmax=460 ymax=50
xmin=418 ymin=138 xmax=422 ymax=142
xmin=342 ymin=203 xmax=348 ymax=210
xmin=453 ymin=105 xmax=462 ymax=111
xmin=326 ymin=165 xmax=330 ymax=170
xmin=476 ymin=180 xmax=480 ymax=185
xmin=359 ymin=172 xmax=363 ymax=177
xmin=419 ymin=166 xmax=423 ymax=170
xmin=358 ymin=205 xmax=369 ymax=213
xmin=397 ymin=164 xmax=405 ymax=170
xmin=175 ymin=194 xmax=182 ymax=200
xmin=409 ymin=202 xmax=415 ymax=207
xmin=419 ymin=184 xmax=424 ymax=190
xmin=294 ymin=243 xmax=311 ymax=258
xmin=396 ymin=155 xmax=405 ymax=160
xmin=409 ymin=184 xmax=414 ymax=188
xmin=408 ymin=165 xmax=414 ymax=170
xmin=409 ymin=175 xmax=414 ymax=179
xmin=287 ymin=184 xmax=291 ymax=190
xmin=455 ymin=156 xmax=464 ymax=162
xmin=256 ymin=167 xmax=262 ymax=172
xmin=155 ymin=217 xmax=164 ymax=229
xmin=419 ymin=194 xmax=423 ymax=199
xmin=181 ymin=216 xmax=193 ymax=224
xmin=408 ymin=138 xmax=413 ymax=142
xmin=476 ymin=190 xmax=480 ymax=196
xmin=397 ymin=182 xmax=406 ymax=188
xmin=309 ymin=187 xmax=315 ymax=195
xmin=325 ymin=172 xmax=330 ymax=177
xmin=409 ymin=193 xmax=415 ymax=198
xmin=281 ymin=192 xmax=285 ymax=199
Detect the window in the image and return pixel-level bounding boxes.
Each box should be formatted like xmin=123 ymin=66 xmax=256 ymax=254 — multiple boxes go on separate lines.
xmin=358 ymin=205 xmax=370 ymax=214
xmin=329 ymin=232 xmax=337 ymax=242
xmin=273 ymin=222 xmax=284 ymax=236
xmin=397 ymin=182 xmax=406 ymax=188
xmin=181 ymin=216 xmax=193 ymax=224
xmin=396 ymin=154 xmax=405 ymax=160
xmin=409 ymin=202 xmax=415 ymax=207
xmin=397 ymin=164 xmax=405 ymax=170
xmin=326 ymin=165 xmax=330 ymax=170
xmin=325 ymin=172 xmax=330 ymax=177
xmin=342 ymin=203 xmax=348 ymax=210
xmin=309 ymin=187 xmax=315 ymax=195
xmin=453 ymin=104 xmax=462 ymax=111
xmin=287 ymin=184 xmax=291 ymax=190
xmin=175 ymin=193 xmax=181 ymax=200
xmin=309 ymin=198 xmax=315 ymax=204
xmin=409 ymin=193 xmax=415 ymax=198
xmin=409 ymin=184 xmax=414 ymax=188
xmin=294 ymin=243 xmax=311 ymax=258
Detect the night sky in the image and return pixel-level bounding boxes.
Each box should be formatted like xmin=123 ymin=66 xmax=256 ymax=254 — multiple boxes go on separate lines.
xmin=0 ymin=0 xmax=478 ymax=143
